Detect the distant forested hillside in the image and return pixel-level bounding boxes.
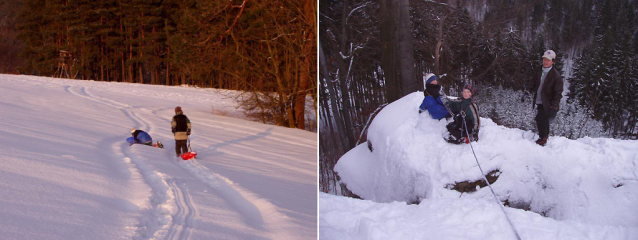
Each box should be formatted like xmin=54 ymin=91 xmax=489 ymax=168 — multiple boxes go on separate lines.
xmin=1 ymin=0 xmax=316 ymax=130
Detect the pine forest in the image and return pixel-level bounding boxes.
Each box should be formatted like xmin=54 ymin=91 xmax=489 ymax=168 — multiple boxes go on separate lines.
xmin=0 ymin=0 xmax=317 ymax=130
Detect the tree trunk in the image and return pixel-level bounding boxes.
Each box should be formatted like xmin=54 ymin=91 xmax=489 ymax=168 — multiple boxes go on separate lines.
xmin=434 ymin=16 xmax=446 ymax=76
xmin=380 ymin=0 xmax=416 ymax=102
xmin=293 ymin=0 xmax=316 ymax=130
xmin=128 ymin=43 xmax=133 ymax=83
xmin=380 ymin=0 xmax=399 ymax=102
xmin=396 ymin=0 xmax=417 ymax=95
xmin=320 ymin=42 xmax=351 ymax=150
xmin=335 ymin=0 xmax=356 ymax=148
xmin=166 ymin=46 xmax=170 ymax=86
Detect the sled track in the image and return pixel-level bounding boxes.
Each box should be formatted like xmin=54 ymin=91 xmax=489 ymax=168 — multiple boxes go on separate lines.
xmin=151 ymin=114 xmax=299 ymax=238
xmin=68 ymin=85 xmax=297 ymax=238
xmin=166 ymin=178 xmax=196 ymax=240
xmin=153 ymin=112 xmax=272 ymax=231
xmin=66 ymin=85 xmax=196 ymax=239
xmin=151 ymin=112 xmax=316 ymax=174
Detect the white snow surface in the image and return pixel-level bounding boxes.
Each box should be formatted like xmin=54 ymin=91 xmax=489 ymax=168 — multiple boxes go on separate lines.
xmin=323 ymin=92 xmax=638 ymax=240
xmin=0 ymin=75 xmax=317 ymax=240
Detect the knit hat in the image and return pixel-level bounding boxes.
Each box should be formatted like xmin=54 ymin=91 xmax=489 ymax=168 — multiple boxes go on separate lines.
xmin=542 ymin=50 xmax=556 ymax=60
xmin=463 ymin=83 xmax=476 ymax=94
xmin=175 ymin=106 xmax=182 ymax=114
xmin=424 ymin=73 xmax=438 ymax=85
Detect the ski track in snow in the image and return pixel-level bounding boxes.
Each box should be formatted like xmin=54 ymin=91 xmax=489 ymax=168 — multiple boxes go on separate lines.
xmin=166 ymin=178 xmax=195 ymax=240
xmin=65 ymin=85 xmax=191 ymax=239
xmin=65 ymin=83 xmax=297 ymax=239
xmin=147 ymin=102 xmax=299 ymax=239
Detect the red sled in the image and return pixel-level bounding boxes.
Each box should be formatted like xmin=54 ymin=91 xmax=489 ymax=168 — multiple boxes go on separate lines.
xmin=181 ymin=151 xmax=197 ymax=160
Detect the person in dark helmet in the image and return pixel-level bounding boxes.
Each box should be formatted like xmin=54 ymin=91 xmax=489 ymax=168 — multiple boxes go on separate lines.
xmin=419 ymin=73 xmax=451 ymax=120
xmin=171 ymin=106 xmax=191 ymax=157
xmin=527 ymin=50 xmax=563 ymax=147
xmin=127 ymin=128 xmax=163 ymax=148
xmin=445 ymin=83 xmax=480 ymax=144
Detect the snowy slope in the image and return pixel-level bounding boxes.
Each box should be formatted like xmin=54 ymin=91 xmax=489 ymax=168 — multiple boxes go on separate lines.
xmin=0 ymin=74 xmax=317 ymax=240
xmin=322 ymin=92 xmax=638 ymax=240
xmin=320 ymin=193 xmax=636 ymax=240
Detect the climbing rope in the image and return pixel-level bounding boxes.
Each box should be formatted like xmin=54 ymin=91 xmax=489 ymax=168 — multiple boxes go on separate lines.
xmin=462 ymin=115 xmax=522 ymax=240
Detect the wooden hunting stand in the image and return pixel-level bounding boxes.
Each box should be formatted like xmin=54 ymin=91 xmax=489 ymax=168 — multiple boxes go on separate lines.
xmin=54 ymin=50 xmax=73 ymax=79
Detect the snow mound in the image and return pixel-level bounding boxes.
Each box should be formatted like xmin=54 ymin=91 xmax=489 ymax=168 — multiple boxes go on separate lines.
xmin=320 ymin=193 xmax=637 ymax=240
xmin=333 ymin=92 xmax=638 ymax=230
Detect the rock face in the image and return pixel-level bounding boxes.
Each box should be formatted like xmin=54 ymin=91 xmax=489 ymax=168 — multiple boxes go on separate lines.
xmin=446 ymin=169 xmax=501 ymax=193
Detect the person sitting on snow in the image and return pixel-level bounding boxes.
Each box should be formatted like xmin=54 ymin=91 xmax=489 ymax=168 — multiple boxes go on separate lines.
xmin=419 ymin=73 xmax=451 ymax=120
xmin=445 ymin=83 xmax=480 ymax=144
xmin=127 ymin=128 xmax=163 ymax=148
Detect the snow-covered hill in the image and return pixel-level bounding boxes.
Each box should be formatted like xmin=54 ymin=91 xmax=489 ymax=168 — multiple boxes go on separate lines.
xmin=321 ymin=92 xmax=638 ymax=240
xmin=0 ymin=74 xmax=317 ymax=240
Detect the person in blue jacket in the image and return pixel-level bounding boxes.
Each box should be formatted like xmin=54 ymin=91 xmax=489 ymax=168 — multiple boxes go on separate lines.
xmin=127 ymin=128 xmax=163 ymax=148
xmin=419 ymin=73 xmax=451 ymax=120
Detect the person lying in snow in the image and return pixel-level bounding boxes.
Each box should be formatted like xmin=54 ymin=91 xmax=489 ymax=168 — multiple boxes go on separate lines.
xmin=418 ymin=73 xmax=451 ymax=120
xmin=127 ymin=128 xmax=163 ymax=148
xmin=445 ymin=83 xmax=480 ymax=144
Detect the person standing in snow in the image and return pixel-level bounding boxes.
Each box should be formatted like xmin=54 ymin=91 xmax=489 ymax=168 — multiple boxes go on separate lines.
xmin=445 ymin=83 xmax=480 ymax=144
xmin=419 ymin=73 xmax=451 ymax=120
xmin=172 ymin=106 xmax=191 ymax=157
xmin=527 ymin=50 xmax=563 ymax=146
xmin=128 ymin=128 xmax=162 ymax=148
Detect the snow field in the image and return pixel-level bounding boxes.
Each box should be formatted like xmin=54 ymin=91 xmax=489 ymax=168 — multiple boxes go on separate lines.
xmin=0 ymin=75 xmax=317 ymax=239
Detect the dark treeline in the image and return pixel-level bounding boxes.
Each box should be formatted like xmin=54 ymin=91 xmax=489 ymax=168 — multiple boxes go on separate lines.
xmin=0 ymin=0 xmax=24 ymax=73
xmin=2 ymin=0 xmax=316 ymax=130
xmin=320 ymin=0 xmax=638 ymax=193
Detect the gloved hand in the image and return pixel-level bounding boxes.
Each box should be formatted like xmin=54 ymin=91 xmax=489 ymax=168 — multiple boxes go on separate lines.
xmin=441 ymin=93 xmax=450 ymax=105
xmin=418 ymin=110 xmax=423 ymax=114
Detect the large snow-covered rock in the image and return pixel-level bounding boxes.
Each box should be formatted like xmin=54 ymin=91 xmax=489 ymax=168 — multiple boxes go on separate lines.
xmin=334 ymin=92 xmax=638 ymax=228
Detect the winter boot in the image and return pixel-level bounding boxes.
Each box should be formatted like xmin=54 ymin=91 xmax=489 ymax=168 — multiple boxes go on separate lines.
xmin=535 ymin=137 xmax=548 ymax=146
xmin=445 ymin=135 xmax=464 ymax=145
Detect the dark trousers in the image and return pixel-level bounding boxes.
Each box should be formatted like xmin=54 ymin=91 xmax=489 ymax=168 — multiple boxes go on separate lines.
xmin=175 ymin=140 xmax=188 ymax=156
xmin=446 ymin=117 xmax=478 ymax=142
xmin=535 ymin=104 xmax=557 ymax=139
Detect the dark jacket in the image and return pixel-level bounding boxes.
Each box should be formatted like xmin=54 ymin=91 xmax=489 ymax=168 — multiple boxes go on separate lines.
xmin=529 ymin=66 xmax=563 ymax=113
xmin=448 ymin=97 xmax=480 ymax=132
xmin=171 ymin=114 xmax=191 ymax=140
xmin=419 ymin=84 xmax=450 ymax=120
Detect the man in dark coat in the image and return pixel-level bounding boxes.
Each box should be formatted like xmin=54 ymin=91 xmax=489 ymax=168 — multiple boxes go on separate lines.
xmin=171 ymin=106 xmax=191 ymax=157
xmin=528 ymin=50 xmax=563 ymax=146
